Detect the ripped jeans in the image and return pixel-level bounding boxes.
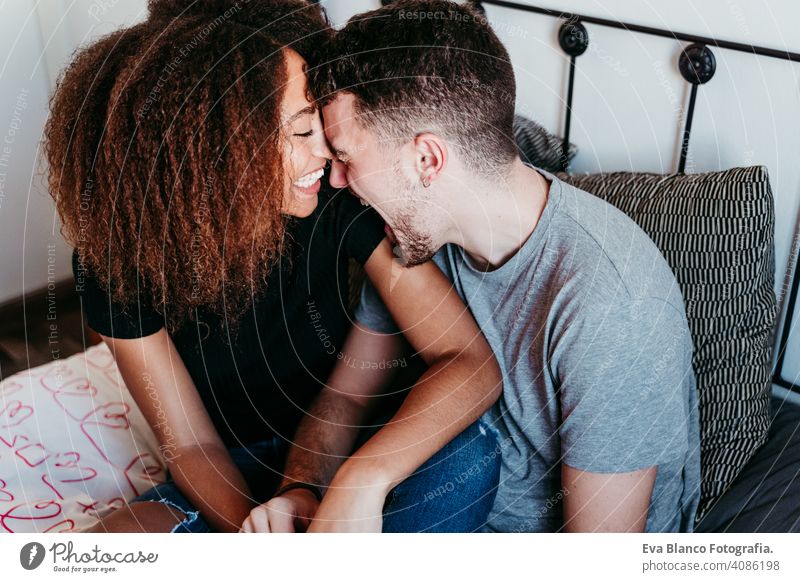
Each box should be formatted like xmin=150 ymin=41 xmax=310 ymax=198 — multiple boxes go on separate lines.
xmin=130 ymin=419 xmax=500 ymax=533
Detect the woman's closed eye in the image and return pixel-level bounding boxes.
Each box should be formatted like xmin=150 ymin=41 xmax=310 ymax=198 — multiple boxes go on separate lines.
xmin=293 ymin=129 xmax=314 ymax=138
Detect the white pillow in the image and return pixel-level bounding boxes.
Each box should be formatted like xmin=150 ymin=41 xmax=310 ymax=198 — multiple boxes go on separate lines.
xmin=0 ymin=343 xmax=166 ymax=533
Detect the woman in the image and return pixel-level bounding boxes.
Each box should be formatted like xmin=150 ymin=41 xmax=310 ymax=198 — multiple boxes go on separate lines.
xmin=44 ymin=0 xmax=501 ymax=532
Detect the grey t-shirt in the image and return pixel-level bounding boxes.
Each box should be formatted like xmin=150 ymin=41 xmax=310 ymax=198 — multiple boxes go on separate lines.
xmin=356 ymin=168 xmax=701 ymax=532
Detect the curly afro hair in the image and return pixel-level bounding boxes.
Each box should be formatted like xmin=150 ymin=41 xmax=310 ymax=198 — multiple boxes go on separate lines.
xmin=45 ymin=0 xmax=331 ymax=335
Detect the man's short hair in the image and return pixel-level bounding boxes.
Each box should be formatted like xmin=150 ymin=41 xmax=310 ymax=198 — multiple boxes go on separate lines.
xmin=312 ymin=0 xmax=518 ymax=172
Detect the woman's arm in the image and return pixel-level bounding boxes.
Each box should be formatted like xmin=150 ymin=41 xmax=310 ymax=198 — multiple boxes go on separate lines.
xmin=310 ymin=239 xmax=503 ymax=531
xmin=102 ymin=329 xmax=254 ymax=532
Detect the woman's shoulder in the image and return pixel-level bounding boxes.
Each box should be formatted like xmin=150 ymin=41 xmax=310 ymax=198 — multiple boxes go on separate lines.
xmin=71 ymin=249 xmax=165 ymax=339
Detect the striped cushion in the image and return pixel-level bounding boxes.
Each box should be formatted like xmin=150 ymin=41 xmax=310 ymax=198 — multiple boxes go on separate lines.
xmin=513 ymin=114 xmax=576 ymax=172
xmin=558 ymin=166 xmax=778 ymax=521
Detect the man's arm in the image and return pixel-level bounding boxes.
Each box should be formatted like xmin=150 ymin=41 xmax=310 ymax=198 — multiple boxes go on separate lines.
xmin=241 ymin=323 xmax=404 ymax=533
xmin=243 ymin=240 xmax=502 ymax=532
xmin=554 ymin=297 xmax=694 ymax=533
xmin=561 ymin=464 xmax=657 ymax=532
xmin=310 ymin=240 xmax=503 ymax=531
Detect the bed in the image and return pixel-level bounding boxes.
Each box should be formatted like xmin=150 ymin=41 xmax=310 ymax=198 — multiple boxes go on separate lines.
xmin=0 ymin=345 xmax=165 ymax=533
xmin=1 ymin=340 xmax=797 ymax=533
xmin=696 ymin=396 xmax=800 ymax=532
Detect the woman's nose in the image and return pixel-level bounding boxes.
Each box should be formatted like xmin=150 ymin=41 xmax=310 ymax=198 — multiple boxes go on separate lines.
xmin=311 ymin=133 xmax=333 ymax=161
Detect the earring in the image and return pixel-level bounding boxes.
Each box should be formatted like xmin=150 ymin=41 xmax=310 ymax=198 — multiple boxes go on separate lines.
xmin=422 ymin=177 xmax=431 ymax=188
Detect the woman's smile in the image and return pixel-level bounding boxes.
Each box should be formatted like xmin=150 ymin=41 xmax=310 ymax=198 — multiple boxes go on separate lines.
xmin=292 ymin=166 xmax=325 ymax=199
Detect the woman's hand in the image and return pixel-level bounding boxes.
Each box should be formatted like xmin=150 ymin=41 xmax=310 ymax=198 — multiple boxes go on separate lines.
xmin=240 ymin=488 xmax=320 ymax=533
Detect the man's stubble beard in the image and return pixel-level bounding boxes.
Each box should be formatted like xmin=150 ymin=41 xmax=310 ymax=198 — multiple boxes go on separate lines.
xmin=389 ymin=162 xmax=438 ymax=267
xmin=390 ymin=211 xmax=435 ymax=267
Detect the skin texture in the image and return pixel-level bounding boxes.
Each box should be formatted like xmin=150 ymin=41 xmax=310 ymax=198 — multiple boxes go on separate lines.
xmin=88 ymin=48 xmax=502 ymax=534
xmin=323 ymin=94 xmax=446 ymax=266
xmin=240 ymin=324 xmax=403 ymax=533
xmin=267 ymin=91 xmax=656 ymax=533
xmin=323 ymin=93 xmax=550 ymax=272
xmin=562 ymin=465 xmax=657 ymax=532
xmin=95 ymin=236 xmax=502 ymax=534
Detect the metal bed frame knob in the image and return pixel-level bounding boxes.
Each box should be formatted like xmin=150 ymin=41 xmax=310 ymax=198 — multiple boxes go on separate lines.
xmin=679 ymin=43 xmax=716 ymax=85
xmin=559 ymin=19 xmax=589 ymax=57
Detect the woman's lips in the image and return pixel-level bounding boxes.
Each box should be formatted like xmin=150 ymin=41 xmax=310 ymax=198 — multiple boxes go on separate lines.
xmin=294 ymin=167 xmax=325 ymax=187
xmin=294 ymin=179 xmax=321 ymax=199
xmin=293 ymin=167 xmax=325 ymax=199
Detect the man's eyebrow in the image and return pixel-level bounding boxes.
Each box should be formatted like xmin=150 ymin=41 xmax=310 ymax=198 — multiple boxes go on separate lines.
xmin=287 ymin=105 xmax=316 ymax=124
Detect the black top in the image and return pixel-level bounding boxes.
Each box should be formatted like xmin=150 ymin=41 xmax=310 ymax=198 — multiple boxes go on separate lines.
xmin=73 ymin=185 xmax=385 ymax=446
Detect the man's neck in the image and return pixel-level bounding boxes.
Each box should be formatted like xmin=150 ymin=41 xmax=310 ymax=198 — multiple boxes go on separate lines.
xmin=447 ymin=159 xmax=549 ymax=271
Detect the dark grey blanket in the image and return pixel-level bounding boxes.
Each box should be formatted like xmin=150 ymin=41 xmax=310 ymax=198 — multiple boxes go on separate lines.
xmin=696 ymin=396 xmax=800 ymax=532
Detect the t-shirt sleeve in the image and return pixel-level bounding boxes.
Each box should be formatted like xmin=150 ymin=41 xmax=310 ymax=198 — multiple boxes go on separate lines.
xmin=554 ymin=297 xmax=695 ymax=474
xmin=334 ymin=188 xmax=386 ymax=265
xmin=354 ymin=278 xmax=401 ymax=334
xmin=72 ymin=249 xmax=165 ymax=339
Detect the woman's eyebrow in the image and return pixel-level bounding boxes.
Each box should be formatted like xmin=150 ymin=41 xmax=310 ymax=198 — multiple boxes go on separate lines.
xmin=287 ymin=105 xmax=317 ymax=123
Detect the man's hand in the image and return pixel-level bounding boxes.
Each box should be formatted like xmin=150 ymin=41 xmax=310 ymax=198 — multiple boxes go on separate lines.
xmin=307 ymin=474 xmax=385 ymax=533
xmin=239 ymin=489 xmax=320 ymax=533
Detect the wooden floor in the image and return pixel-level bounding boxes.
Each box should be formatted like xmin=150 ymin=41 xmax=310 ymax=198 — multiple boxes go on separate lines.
xmin=0 ymin=281 xmax=98 ymax=381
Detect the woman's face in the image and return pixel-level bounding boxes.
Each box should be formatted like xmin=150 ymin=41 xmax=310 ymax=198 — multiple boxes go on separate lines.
xmin=281 ymin=49 xmax=331 ymax=218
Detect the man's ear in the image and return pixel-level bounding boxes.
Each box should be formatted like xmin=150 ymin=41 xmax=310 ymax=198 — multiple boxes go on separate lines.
xmin=413 ymin=133 xmax=447 ymax=187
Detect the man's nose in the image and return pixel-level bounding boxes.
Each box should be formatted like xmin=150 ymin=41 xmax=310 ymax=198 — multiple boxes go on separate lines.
xmin=329 ymin=159 xmax=348 ymax=189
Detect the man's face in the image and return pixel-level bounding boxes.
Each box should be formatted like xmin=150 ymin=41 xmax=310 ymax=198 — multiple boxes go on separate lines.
xmin=322 ymin=93 xmax=439 ymax=266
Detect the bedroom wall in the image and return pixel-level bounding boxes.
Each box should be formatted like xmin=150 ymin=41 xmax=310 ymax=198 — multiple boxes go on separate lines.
xmin=325 ymin=0 xmax=800 ymax=402
xmin=0 ymin=1 xmax=66 ymax=307
xmin=0 ymin=0 xmax=148 ymax=307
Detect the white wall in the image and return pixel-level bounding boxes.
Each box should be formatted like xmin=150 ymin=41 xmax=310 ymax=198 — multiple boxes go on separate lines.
xmin=322 ymin=0 xmax=379 ymax=27
xmin=35 ymin=0 xmax=149 ymax=90
xmin=0 ymin=1 xmax=62 ymax=306
xmin=485 ymin=0 xmax=800 ymax=402
xmin=0 ymin=0 xmax=147 ymax=307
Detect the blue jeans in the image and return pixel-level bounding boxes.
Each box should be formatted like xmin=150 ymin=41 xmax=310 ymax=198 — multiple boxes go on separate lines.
xmin=131 ymin=420 xmax=500 ymax=533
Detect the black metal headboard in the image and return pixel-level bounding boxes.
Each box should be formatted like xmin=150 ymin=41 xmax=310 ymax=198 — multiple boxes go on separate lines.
xmin=478 ymin=1 xmax=800 ymax=395
xmin=371 ymin=0 xmax=800 ymax=393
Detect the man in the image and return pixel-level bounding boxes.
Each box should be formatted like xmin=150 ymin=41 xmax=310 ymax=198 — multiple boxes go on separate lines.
xmin=252 ymin=0 xmax=701 ymax=532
